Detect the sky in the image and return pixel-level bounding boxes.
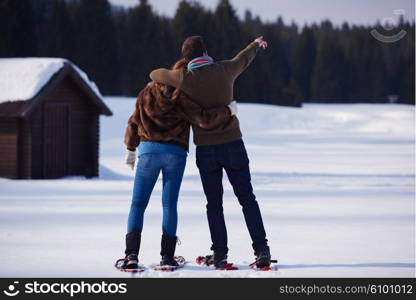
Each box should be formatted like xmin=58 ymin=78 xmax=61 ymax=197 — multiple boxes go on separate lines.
xmin=109 ymin=0 xmax=415 ymax=26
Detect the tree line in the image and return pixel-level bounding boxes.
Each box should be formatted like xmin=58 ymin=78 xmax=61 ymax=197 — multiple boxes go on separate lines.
xmin=0 ymin=0 xmax=414 ymax=105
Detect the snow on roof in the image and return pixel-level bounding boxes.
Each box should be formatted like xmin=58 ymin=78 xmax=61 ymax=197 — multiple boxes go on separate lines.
xmin=0 ymin=57 xmax=102 ymax=103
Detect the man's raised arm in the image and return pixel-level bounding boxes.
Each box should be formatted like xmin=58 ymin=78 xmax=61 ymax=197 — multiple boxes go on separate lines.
xmin=223 ymin=36 xmax=268 ymax=78
xmin=149 ymin=68 xmax=182 ymax=88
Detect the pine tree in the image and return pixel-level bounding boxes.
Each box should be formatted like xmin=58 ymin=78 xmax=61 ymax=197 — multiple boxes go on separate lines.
xmin=311 ymin=22 xmax=348 ymax=101
xmin=210 ymin=0 xmax=244 ymax=60
xmin=39 ymin=0 xmax=73 ymax=58
xmin=0 ymin=0 xmax=37 ymax=56
xmin=172 ymin=0 xmax=211 ymax=51
xmin=397 ymin=22 xmax=415 ymax=104
xmin=70 ymin=0 xmax=120 ymax=94
xmin=117 ymin=0 xmax=160 ymax=95
xmin=291 ymin=26 xmax=316 ymax=102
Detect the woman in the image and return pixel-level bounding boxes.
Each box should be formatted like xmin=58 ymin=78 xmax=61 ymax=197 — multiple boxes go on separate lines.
xmin=116 ymin=59 xmax=236 ymax=271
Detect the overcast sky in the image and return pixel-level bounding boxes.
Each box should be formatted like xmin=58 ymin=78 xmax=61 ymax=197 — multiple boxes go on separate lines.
xmin=109 ymin=0 xmax=415 ymax=26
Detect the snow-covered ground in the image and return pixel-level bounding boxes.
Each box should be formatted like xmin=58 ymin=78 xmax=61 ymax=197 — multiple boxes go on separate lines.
xmin=0 ymin=98 xmax=414 ymax=277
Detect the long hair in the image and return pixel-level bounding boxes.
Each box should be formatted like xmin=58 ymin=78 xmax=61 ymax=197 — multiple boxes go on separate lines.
xmin=171 ymin=58 xmax=187 ymax=70
xmin=170 ymin=58 xmax=187 ymax=99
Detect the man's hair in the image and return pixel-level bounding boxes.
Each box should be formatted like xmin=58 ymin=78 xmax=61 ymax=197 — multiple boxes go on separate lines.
xmin=181 ymin=36 xmax=207 ymax=62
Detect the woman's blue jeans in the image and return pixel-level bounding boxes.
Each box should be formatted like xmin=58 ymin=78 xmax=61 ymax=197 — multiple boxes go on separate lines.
xmin=127 ymin=153 xmax=187 ymax=237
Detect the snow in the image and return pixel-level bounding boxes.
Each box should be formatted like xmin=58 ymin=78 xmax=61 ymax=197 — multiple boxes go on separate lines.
xmin=0 ymin=58 xmax=102 ymax=103
xmin=0 ymin=99 xmax=414 ymax=277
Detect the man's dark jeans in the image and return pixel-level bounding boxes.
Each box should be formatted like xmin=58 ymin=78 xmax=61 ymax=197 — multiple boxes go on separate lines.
xmin=196 ymin=139 xmax=268 ymax=253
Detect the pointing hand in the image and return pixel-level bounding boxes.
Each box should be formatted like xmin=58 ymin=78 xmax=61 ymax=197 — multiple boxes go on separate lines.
xmin=254 ymin=36 xmax=268 ymax=50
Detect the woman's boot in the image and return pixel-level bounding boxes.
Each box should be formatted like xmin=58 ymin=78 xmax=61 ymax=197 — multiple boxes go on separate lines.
xmin=160 ymin=235 xmax=179 ymax=266
xmin=118 ymin=229 xmax=141 ymax=270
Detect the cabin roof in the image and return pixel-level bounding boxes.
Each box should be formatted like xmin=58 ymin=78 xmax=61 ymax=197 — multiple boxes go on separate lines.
xmin=0 ymin=58 xmax=112 ymax=117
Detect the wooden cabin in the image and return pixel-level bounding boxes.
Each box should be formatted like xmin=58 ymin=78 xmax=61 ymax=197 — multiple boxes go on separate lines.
xmin=0 ymin=58 xmax=112 ymax=179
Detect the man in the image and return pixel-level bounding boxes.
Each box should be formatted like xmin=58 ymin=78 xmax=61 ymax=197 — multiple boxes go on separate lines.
xmin=150 ymin=35 xmax=271 ymax=269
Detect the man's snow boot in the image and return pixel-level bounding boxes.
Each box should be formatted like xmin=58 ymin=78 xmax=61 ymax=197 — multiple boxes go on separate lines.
xmin=160 ymin=235 xmax=179 ymax=267
xmin=205 ymin=251 xmax=228 ymax=269
xmin=254 ymin=246 xmax=271 ymax=268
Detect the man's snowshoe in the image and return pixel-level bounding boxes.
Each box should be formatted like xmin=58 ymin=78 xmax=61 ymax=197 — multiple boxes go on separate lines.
xmin=248 ymin=259 xmax=278 ymax=271
xmin=196 ymin=254 xmax=238 ymax=270
xmin=250 ymin=247 xmax=277 ymax=271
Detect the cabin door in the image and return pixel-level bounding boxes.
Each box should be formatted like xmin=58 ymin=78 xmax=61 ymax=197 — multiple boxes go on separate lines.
xmin=43 ymin=103 xmax=70 ymax=179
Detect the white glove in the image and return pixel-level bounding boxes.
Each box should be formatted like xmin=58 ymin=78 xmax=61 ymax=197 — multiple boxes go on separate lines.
xmin=228 ymin=101 xmax=238 ymax=116
xmin=125 ymin=149 xmax=136 ymax=170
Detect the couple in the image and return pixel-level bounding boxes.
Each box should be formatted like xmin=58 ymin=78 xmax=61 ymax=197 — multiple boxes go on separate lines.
xmin=117 ymin=35 xmax=271 ymax=271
